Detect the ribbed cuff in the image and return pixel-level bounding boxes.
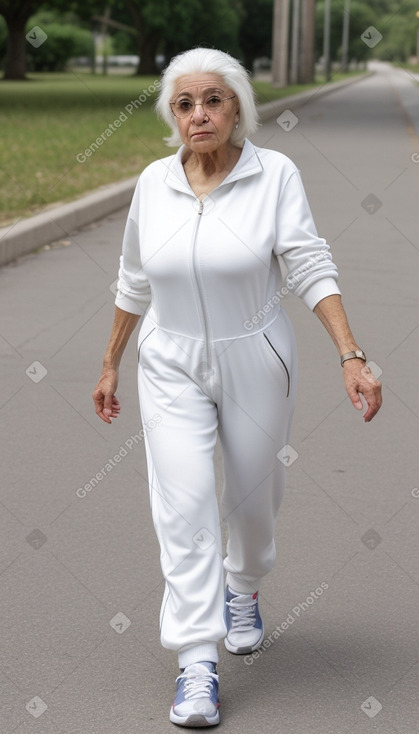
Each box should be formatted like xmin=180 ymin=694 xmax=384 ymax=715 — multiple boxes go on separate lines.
xmin=178 ymin=642 xmax=219 ymax=669
xmin=301 ymin=277 xmax=341 ymax=311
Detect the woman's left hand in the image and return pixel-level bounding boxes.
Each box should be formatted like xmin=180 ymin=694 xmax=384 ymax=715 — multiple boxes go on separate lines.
xmin=342 ymin=359 xmax=382 ymax=422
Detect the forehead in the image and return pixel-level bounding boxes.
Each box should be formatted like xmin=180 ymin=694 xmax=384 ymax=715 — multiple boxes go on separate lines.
xmin=173 ymin=73 xmax=228 ymax=97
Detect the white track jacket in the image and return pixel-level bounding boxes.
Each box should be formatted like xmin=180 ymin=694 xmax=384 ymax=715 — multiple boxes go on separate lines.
xmin=115 ymin=138 xmax=341 ymax=340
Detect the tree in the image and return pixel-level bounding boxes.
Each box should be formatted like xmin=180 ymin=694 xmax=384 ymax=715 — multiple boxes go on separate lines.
xmin=120 ymin=0 xmax=168 ymax=73
xmin=0 ymin=0 xmax=45 ymax=79
xmin=118 ymin=0 xmax=241 ymax=74
xmin=0 ymin=0 xmax=103 ymax=79
xmin=315 ymin=1 xmax=375 ymax=65
xmin=164 ymin=0 xmax=241 ymax=64
xmin=375 ymin=11 xmax=418 ymax=62
xmin=239 ymin=0 xmax=272 ymax=72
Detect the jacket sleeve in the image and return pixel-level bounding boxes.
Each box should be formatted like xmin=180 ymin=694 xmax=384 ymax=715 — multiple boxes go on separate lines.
xmin=274 ymin=167 xmax=341 ymax=310
xmin=114 ymin=177 xmax=152 ymax=316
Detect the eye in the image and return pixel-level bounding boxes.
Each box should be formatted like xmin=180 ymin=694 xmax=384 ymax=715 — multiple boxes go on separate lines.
xmin=206 ymin=96 xmax=222 ymax=106
xmin=177 ymin=99 xmax=193 ymax=111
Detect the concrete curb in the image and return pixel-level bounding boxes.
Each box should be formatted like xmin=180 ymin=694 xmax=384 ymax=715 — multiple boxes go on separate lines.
xmin=0 ymin=176 xmax=139 ymax=267
xmin=0 ymin=71 xmax=374 ymax=268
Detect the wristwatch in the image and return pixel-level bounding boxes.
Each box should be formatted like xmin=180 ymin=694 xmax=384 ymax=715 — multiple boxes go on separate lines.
xmin=340 ymin=349 xmax=367 ymax=367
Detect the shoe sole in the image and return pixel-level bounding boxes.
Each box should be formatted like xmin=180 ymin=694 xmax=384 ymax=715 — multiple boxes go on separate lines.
xmin=169 ymin=709 xmax=220 ymax=727
xmin=224 ymin=625 xmax=265 ymax=655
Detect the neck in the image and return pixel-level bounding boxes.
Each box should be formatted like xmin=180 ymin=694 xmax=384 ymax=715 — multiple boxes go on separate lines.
xmin=183 ymin=141 xmax=242 ymax=178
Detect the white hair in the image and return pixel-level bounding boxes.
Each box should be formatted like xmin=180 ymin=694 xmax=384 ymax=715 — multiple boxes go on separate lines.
xmin=154 ymin=47 xmax=260 ymax=147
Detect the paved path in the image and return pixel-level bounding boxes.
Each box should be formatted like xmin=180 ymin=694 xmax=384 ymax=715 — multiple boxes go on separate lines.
xmin=1 ymin=61 xmax=418 ymax=733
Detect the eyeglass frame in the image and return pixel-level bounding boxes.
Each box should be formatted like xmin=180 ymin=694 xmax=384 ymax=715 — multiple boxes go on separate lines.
xmin=169 ymin=94 xmax=237 ymax=119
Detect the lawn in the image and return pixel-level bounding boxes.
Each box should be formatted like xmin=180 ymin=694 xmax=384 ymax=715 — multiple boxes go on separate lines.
xmin=0 ymin=69 xmax=367 ymax=226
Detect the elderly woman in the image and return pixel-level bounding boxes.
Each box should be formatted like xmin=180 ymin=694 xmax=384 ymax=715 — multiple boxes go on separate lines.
xmin=93 ymin=47 xmax=382 ymax=727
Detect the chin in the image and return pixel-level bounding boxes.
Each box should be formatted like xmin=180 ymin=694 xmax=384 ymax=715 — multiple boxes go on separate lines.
xmin=189 ymin=137 xmax=218 ymax=151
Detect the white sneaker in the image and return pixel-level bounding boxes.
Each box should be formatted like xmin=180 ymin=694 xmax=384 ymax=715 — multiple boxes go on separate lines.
xmin=169 ymin=661 xmax=220 ymax=727
xmin=224 ymin=586 xmax=264 ymax=654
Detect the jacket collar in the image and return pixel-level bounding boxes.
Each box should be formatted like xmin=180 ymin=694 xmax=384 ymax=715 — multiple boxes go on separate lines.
xmin=163 ymin=138 xmax=264 ymax=195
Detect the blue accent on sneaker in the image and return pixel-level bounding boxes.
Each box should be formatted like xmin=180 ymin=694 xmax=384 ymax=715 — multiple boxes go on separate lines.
xmin=170 ymin=661 xmax=220 ymax=727
xmin=224 ymin=586 xmax=264 ymax=654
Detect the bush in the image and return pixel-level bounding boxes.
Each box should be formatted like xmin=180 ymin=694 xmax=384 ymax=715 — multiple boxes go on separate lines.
xmin=26 ymin=23 xmax=93 ymax=72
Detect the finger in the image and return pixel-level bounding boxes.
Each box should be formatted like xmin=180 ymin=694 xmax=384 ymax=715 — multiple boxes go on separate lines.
xmin=95 ymin=404 xmax=112 ymax=424
xmin=92 ymin=390 xmax=113 ymax=424
xmin=99 ymin=412 xmax=112 ymax=424
xmin=97 ymin=401 xmax=112 ymax=423
xmin=103 ymin=392 xmax=116 ymax=418
xmin=111 ymin=397 xmax=121 ymax=413
xmin=346 ymin=383 xmax=363 ymax=411
xmin=103 ymin=402 xmax=120 ymax=421
xmin=362 ymin=389 xmax=382 ymax=422
xmin=363 ymin=404 xmax=379 ymax=422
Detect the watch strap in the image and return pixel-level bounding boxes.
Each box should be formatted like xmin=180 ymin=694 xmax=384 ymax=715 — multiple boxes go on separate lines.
xmin=340 ymin=350 xmax=366 ymax=366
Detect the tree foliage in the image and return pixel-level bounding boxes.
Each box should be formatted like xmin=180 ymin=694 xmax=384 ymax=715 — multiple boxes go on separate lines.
xmin=316 ymin=1 xmax=377 ymax=63
xmin=164 ymin=0 xmax=242 ymax=61
xmin=377 ymin=0 xmax=419 ymax=62
xmin=109 ymin=0 xmax=241 ymax=73
xmin=1 ymin=0 xmax=419 ymax=80
xmin=315 ymin=0 xmax=419 ymax=64
xmin=27 ymin=15 xmax=93 ymax=71
xmin=239 ymin=0 xmax=273 ymax=71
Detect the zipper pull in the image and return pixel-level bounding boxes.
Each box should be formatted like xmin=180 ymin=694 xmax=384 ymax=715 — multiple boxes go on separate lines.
xmin=198 ymin=199 xmax=204 ymax=215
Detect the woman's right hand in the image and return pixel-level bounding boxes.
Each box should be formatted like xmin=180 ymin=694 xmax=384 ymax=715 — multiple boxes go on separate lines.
xmin=92 ymin=367 xmax=121 ymax=424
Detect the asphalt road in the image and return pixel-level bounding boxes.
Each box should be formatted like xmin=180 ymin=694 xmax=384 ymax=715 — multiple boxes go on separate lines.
xmin=1 ymin=61 xmax=418 ymax=733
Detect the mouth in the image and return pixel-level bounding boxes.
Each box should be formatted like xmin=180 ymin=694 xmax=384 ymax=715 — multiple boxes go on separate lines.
xmin=191 ymin=131 xmax=212 ymax=137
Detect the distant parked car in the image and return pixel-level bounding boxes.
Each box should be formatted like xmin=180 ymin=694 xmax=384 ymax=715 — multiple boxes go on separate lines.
xmin=253 ymin=57 xmax=272 ymax=73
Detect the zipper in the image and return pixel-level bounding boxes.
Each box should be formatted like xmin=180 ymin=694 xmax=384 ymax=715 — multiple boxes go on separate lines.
xmin=263 ymin=333 xmax=290 ymax=397
xmin=191 ymin=199 xmax=212 ymax=380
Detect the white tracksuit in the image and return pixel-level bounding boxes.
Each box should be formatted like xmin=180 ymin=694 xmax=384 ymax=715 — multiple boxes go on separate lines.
xmin=115 ymin=138 xmax=340 ymax=668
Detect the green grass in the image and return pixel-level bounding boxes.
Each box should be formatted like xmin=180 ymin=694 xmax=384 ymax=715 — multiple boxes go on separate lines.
xmin=0 ymin=69 xmax=368 ymax=226
xmin=0 ymin=73 xmax=169 ymax=226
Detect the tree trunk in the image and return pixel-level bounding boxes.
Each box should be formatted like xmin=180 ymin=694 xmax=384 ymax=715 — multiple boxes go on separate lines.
xmin=136 ymin=31 xmax=159 ymax=75
xmin=299 ymin=0 xmax=316 ymax=83
xmin=3 ymin=19 xmax=27 ymax=79
xmin=272 ymin=0 xmax=291 ymax=88
xmin=122 ymin=0 xmax=161 ymax=75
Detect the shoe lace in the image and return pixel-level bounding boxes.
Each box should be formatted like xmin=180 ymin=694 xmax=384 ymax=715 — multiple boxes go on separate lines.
xmin=181 ymin=669 xmax=217 ymax=700
xmin=227 ymin=596 xmax=258 ymax=630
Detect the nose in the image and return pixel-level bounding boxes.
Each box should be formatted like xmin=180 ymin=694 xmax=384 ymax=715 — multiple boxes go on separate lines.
xmin=191 ymin=103 xmax=208 ymax=124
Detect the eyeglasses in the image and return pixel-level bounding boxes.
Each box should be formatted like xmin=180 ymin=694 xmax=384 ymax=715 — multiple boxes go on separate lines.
xmin=170 ymin=94 xmax=237 ymax=119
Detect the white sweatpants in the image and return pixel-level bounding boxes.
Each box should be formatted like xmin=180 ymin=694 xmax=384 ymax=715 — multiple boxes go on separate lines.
xmin=137 ymin=307 xmax=297 ymax=668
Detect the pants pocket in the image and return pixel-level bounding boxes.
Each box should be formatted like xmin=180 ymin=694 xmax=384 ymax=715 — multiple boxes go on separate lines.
xmin=262 ymin=331 xmax=290 ymax=397
xmin=138 ymin=327 xmax=156 ymax=362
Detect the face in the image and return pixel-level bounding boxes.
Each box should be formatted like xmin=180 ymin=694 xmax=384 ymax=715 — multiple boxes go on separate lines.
xmin=171 ymin=73 xmax=240 ymax=153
